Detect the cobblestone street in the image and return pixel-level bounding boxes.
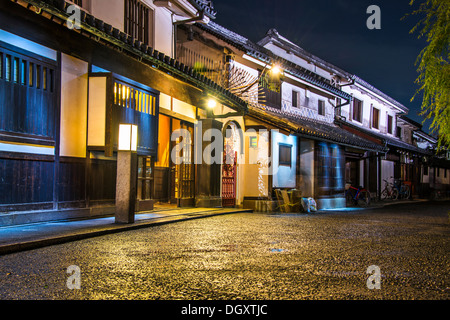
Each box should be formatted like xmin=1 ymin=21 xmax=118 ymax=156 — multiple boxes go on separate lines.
xmin=0 ymin=201 xmax=448 ymax=301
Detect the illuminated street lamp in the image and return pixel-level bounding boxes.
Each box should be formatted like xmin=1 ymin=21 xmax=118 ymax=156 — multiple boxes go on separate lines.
xmin=118 ymin=124 xmax=138 ymax=152
xmin=207 ymin=99 xmax=217 ymax=109
xmin=270 ymin=64 xmax=282 ymax=76
xmin=115 ymin=124 xmax=138 ymax=224
xmin=205 ymin=96 xmax=244 ymax=119
xmin=266 ymin=64 xmax=284 ymax=93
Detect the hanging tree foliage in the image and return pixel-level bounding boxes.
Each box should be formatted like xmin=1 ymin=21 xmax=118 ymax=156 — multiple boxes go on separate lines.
xmin=407 ymin=0 xmax=450 ymax=149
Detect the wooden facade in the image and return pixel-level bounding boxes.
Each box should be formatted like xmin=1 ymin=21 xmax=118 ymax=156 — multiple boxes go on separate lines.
xmin=0 ymin=0 xmax=248 ymax=223
xmin=0 ymin=37 xmax=58 ymax=212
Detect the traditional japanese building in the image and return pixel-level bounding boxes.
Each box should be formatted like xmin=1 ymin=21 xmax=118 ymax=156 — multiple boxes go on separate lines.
xmin=176 ymin=23 xmax=386 ymax=210
xmin=255 ymin=28 xmax=450 ymax=201
xmin=0 ymin=0 xmax=247 ymax=225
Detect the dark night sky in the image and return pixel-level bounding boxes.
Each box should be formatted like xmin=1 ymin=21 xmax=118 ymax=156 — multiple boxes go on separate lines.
xmin=212 ymin=0 xmax=430 ymax=132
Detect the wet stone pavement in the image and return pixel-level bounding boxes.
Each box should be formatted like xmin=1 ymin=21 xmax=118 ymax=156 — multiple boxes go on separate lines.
xmin=0 ymin=201 xmax=449 ymax=300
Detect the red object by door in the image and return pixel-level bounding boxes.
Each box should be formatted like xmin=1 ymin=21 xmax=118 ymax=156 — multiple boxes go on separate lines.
xmin=222 ymin=151 xmax=237 ymax=207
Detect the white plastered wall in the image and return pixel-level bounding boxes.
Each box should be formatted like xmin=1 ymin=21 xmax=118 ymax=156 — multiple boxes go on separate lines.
xmin=60 ymin=54 xmax=88 ymax=158
xmin=244 ymin=129 xmax=270 ymax=198
xmin=271 ymin=131 xmax=297 ymax=189
xmin=341 ymin=85 xmax=399 ymax=137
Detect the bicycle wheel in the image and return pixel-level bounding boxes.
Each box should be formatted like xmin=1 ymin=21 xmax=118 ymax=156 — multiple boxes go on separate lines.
xmin=346 ymin=192 xmax=354 ymax=206
xmin=357 ymin=191 xmax=371 ymax=207
xmin=404 ymin=186 xmax=411 ymax=199
xmin=392 ymin=188 xmax=399 ymax=201
xmin=381 ymin=188 xmax=389 ymax=200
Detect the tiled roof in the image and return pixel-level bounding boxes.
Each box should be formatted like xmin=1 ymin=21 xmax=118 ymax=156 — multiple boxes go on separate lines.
xmin=399 ymin=115 xmax=422 ymax=129
xmin=17 ymin=0 xmax=246 ymax=112
xmin=187 ymin=0 xmax=217 ymax=19
xmin=352 ymin=76 xmax=409 ymax=113
xmin=195 ymin=22 xmax=352 ymax=101
xmin=258 ymin=29 xmax=410 ymax=114
xmin=335 ymin=119 xmax=433 ymax=155
xmin=258 ymin=28 xmax=352 ymax=80
xmin=248 ymin=104 xmax=387 ymax=152
xmin=199 ymin=21 xmax=250 ymax=49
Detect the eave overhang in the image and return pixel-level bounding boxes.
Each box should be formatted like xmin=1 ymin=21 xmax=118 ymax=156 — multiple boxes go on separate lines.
xmin=335 ymin=118 xmax=433 ymax=156
xmin=247 ymin=104 xmax=387 ymax=153
xmin=9 ymin=0 xmax=245 ymax=113
xmin=352 ymin=76 xmax=409 ymax=114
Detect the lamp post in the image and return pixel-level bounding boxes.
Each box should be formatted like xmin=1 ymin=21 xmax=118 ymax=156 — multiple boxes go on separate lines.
xmin=115 ymin=124 xmax=138 ymax=224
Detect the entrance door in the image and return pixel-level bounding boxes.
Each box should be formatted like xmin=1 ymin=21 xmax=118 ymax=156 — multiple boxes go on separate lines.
xmin=222 ymin=151 xmax=237 ymax=207
xmin=137 ymin=156 xmax=154 ymax=201
xmin=222 ymin=122 xmax=240 ymax=207
xmin=170 ymin=121 xmax=195 ymax=206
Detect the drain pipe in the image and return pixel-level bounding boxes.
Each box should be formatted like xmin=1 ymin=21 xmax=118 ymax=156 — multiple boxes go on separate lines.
xmin=173 ymin=10 xmax=205 ymax=59
xmin=333 ymin=78 xmax=354 ymax=121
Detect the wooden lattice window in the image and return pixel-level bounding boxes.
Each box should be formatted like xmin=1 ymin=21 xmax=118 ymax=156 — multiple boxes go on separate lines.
xmin=279 ymin=144 xmax=292 ymax=167
xmin=124 ymin=0 xmax=153 ymax=45
xmin=318 ymin=100 xmax=325 ymax=116
xmin=387 ymin=115 xmax=393 ymax=134
xmin=352 ymin=98 xmax=362 ymax=122
xmin=0 ymin=44 xmax=56 ymax=139
xmin=372 ymin=107 xmax=380 ymax=129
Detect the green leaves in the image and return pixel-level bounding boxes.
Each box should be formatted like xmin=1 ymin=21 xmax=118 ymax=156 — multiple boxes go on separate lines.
xmin=408 ymin=0 xmax=450 ymax=149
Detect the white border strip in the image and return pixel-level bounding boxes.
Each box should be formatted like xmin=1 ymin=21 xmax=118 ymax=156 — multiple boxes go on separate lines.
xmin=0 ymin=29 xmax=57 ymax=61
xmin=0 ymin=142 xmax=55 ymax=156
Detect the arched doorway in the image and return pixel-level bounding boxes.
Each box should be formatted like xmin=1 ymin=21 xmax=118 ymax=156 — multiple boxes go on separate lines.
xmin=222 ymin=122 xmax=242 ymax=207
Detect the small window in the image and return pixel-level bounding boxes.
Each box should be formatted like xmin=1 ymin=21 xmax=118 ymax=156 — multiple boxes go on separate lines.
xmin=143 ymin=92 xmax=148 ymax=113
xmin=13 ymin=57 xmax=19 ymax=83
xmin=292 ymin=90 xmax=299 ymax=108
xmin=387 ymin=115 xmax=393 ymax=134
xmin=279 ymin=144 xmax=292 ymax=167
xmin=423 ymin=166 xmax=428 ymax=176
xmin=372 ymin=107 xmax=380 ymax=129
xmin=113 ymin=80 xmax=157 ymax=115
xmin=43 ymin=67 xmax=47 ymax=90
xmin=352 ymin=98 xmax=362 ymax=122
xmin=36 ymin=65 xmax=41 ymax=89
xmin=124 ymin=0 xmax=154 ymax=46
xmin=49 ymin=69 xmax=54 ymax=92
xmin=5 ymin=55 xmax=11 ymax=81
xmin=249 ymin=136 xmax=258 ymax=148
xmin=436 ymin=168 xmax=440 ymax=177
xmin=21 ymin=60 xmax=26 ymax=85
xmin=318 ymin=100 xmax=325 ymax=116
xmin=153 ymin=96 xmax=157 ymax=115
xmin=397 ymin=126 xmax=402 ymax=139
xmin=29 ymin=62 xmax=34 ymax=87
xmin=445 ymin=169 xmax=447 ymax=178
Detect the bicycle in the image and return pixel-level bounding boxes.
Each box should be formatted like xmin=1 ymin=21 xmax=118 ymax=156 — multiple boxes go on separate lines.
xmin=394 ymin=179 xmax=411 ymax=200
xmin=381 ymin=178 xmax=399 ymax=201
xmin=345 ymin=184 xmax=371 ymax=207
